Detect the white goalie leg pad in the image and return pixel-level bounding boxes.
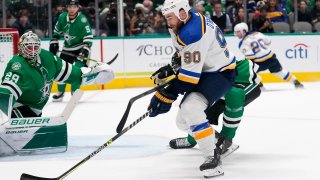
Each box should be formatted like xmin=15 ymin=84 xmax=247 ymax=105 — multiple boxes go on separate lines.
xmin=0 ymin=117 xmax=68 ymax=156
xmin=0 ymin=90 xmax=83 ymax=156
xmin=81 ymin=63 xmax=115 ymax=85
xmin=0 ymin=92 xmax=13 ymax=123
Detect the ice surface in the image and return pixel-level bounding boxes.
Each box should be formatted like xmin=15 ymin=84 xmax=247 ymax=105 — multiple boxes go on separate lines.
xmin=1 ymin=83 xmax=320 ymax=180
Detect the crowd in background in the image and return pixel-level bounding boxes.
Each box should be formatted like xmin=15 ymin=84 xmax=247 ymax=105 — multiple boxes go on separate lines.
xmin=1 ymin=0 xmax=320 ymax=37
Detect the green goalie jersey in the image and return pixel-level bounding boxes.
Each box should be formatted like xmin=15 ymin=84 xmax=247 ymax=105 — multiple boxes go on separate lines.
xmin=235 ymin=59 xmax=261 ymax=84
xmin=0 ymin=49 xmax=82 ymax=115
xmin=53 ymin=12 xmax=93 ymax=50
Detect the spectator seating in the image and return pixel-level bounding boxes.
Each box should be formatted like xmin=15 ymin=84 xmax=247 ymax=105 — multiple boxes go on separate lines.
xmin=272 ymin=22 xmax=290 ymax=33
xmin=314 ymin=22 xmax=320 ymax=32
xmin=293 ymin=22 xmax=312 ymax=33
xmin=288 ymin=12 xmax=295 ymax=31
xmin=248 ymin=13 xmax=254 ymax=30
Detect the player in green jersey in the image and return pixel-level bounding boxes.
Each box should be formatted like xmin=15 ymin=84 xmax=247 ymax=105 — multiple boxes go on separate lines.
xmin=50 ymin=0 xmax=93 ymax=102
xmin=0 ymin=31 xmax=114 ymax=118
xmin=151 ymin=54 xmax=261 ymax=156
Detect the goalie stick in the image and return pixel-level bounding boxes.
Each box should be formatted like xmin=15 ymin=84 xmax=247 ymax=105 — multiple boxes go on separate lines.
xmin=58 ymin=51 xmax=118 ymax=65
xmin=116 ymin=77 xmax=176 ymax=133
xmin=20 ymin=111 xmax=150 ymax=180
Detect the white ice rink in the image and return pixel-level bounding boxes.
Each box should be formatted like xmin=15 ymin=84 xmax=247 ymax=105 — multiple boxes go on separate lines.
xmin=1 ymin=82 xmax=320 ymax=180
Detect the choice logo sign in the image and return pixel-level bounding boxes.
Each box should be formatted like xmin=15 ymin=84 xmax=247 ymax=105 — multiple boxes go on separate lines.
xmin=136 ymin=44 xmax=174 ymax=56
xmin=285 ymin=43 xmax=309 ymax=59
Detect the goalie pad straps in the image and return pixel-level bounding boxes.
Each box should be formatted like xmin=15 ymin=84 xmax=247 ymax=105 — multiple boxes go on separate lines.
xmin=0 ymin=92 xmax=13 ymax=118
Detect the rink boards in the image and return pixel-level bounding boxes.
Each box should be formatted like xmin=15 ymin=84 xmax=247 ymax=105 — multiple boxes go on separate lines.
xmin=39 ymin=34 xmax=320 ymax=92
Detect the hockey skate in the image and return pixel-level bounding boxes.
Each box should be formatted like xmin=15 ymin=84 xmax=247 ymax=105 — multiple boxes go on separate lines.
xmin=200 ymin=149 xmax=224 ymax=178
xmin=169 ymin=132 xmax=221 ymax=149
xmin=169 ymin=137 xmax=196 ymax=149
xmin=294 ymin=80 xmax=304 ymax=89
xmin=216 ymin=134 xmax=239 ymax=159
xmin=259 ymin=82 xmax=266 ymax=91
xmin=52 ymin=92 xmax=64 ymax=102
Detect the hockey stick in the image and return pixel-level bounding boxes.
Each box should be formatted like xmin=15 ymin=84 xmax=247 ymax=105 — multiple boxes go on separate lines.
xmin=116 ymin=77 xmax=176 ymax=133
xmin=20 ymin=111 xmax=150 ymax=180
xmin=58 ymin=51 xmax=118 ymax=65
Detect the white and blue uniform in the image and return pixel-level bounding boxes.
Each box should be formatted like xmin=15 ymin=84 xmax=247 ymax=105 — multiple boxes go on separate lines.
xmin=168 ymin=9 xmax=236 ymax=157
xmin=238 ymin=31 xmax=296 ymax=82
xmin=169 ymin=11 xmax=236 ymax=85
xmin=238 ymin=32 xmax=273 ymax=63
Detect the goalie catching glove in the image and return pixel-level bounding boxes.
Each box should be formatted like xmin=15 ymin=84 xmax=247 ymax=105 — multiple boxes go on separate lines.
xmin=148 ymin=85 xmax=178 ymax=117
xmin=150 ymin=51 xmax=181 ymax=85
xmin=81 ymin=62 xmax=115 ymax=85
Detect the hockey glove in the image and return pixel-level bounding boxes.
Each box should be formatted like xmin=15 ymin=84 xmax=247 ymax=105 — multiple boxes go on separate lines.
xmin=148 ymin=87 xmax=178 ymax=117
xmin=81 ymin=62 xmax=115 ymax=85
xmin=150 ymin=52 xmax=181 ymax=85
xmin=77 ymin=45 xmax=90 ymax=58
xmin=49 ymin=39 xmax=59 ymax=55
xmin=171 ymin=51 xmax=181 ymax=69
xmin=151 ymin=64 xmax=176 ymax=85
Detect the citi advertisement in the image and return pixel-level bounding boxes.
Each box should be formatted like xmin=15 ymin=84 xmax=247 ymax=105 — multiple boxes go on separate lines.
xmin=285 ymin=43 xmax=308 ymax=60
xmin=249 ymin=35 xmax=320 ymax=72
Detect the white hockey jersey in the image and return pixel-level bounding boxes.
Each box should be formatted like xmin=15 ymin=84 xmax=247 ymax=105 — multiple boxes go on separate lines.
xmin=238 ymin=32 xmax=274 ymax=62
xmin=169 ymin=9 xmax=235 ymax=85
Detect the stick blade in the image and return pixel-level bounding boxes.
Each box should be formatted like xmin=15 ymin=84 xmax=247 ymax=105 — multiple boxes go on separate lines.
xmin=116 ymin=112 xmax=128 ymax=133
xmin=106 ymin=53 xmax=118 ymax=65
xmin=20 ymin=173 xmax=59 ymax=180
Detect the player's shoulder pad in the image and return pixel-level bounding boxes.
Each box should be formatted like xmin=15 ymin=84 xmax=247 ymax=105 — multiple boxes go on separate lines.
xmin=39 ymin=48 xmax=56 ymax=60
xmin=58 ymin=12 xmax=68 ymax=21
xmin=40 ymin=48 xmax=51 ymax=56
xmin=238 ymin=31 xmax=255 ymax=49
xmin=177 ymin=9 xmax=206 ymax=46
xmin=6 ymin=55 xmax=28 ymax=73
xmin=78 ymin=13 xmax=88 ymax=24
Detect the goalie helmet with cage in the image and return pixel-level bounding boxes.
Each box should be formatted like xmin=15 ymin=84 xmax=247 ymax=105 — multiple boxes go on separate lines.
xmin=18 ymin=31 xmax=41 ymax=66
xmin=161 ymin=0 xmax=191 ymax=22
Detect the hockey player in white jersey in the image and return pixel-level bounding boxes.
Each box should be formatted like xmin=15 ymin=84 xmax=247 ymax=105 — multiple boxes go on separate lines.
xmin=234 ymin=22 xmax=303 ymax=88
xmin=148 ymin=0 xmax=237 ymax=178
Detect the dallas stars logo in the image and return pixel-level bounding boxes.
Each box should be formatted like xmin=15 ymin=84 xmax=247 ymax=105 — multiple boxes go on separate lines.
xmin=64 ymin=33 xmax=75 ymax=45
xmin=38 ymin=66 xmax=52 ymax=104
xmin=39 ymin=80 xmax=53 ymax=103
xmin=63 ymin=23 xmax=75 ymax=45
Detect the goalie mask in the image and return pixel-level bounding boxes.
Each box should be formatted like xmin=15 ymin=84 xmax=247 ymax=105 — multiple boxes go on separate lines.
xmin=18 ymin=31 xmax=41 ymax=66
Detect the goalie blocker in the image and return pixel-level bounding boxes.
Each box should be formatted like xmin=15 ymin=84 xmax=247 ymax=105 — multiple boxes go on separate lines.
xmin=0 ymin=90 xmax=83 ymax=156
